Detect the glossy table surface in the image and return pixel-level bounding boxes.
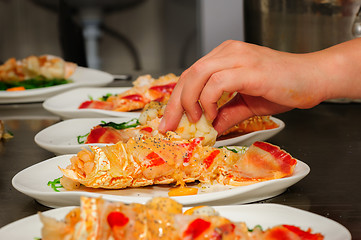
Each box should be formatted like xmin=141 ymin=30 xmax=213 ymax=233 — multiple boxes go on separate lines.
xmin=0 ymin=86 xmax=360 ymax=238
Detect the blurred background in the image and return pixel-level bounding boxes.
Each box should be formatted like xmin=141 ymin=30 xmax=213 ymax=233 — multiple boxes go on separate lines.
xmin=0 ymin=0 xmax=360 ymax=76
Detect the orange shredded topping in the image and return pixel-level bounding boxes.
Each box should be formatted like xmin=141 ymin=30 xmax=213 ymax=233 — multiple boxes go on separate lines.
xmin=6 ymin=86 xmax=25 ymax=91
xmin=168 ymin=186 xmax=198 ymax=197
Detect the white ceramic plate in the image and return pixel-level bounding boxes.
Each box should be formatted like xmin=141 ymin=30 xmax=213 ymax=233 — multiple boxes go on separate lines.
xmin=0 ymin=67 xmax=113 ymax=104
xmin=12 ymin=154 xmax=309 ymax=208
xmin=0 ymin=204 xmax=351 ymax=240
xmin=34 ymin=117 xmax=285 ymax=155
xmin=42 ymin=87 xmax=141 ymax=119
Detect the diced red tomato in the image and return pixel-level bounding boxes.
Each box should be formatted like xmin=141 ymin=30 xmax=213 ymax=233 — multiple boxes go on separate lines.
xmin=107 ymin=211 xmax=129 ymax=228
xmin=183 ymin=218 xmax=211 ymax=239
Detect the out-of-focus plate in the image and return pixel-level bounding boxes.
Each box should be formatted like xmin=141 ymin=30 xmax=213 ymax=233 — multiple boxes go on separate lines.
xmin=214 ymin=117 xmax=284 ymax=147
xmin=34 ymin=117 xmax=285 ymax=155
xmin=12 ymin=154 xmax=309 ymax=208
xmin=0 ymin=204 xmax=351 ymax=239
xmin=42 ymin=87 xmax=141 ymax=119
xmin=0 ymin=67 xmax=113 ymax=104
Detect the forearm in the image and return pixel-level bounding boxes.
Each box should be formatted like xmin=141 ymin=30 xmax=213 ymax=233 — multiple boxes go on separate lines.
xmin=313 ymin=38 xmax=361 ymax=100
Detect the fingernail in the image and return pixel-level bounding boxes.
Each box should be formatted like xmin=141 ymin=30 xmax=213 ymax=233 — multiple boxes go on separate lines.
xmin=158 ymin=119 xmax=166 ymax=132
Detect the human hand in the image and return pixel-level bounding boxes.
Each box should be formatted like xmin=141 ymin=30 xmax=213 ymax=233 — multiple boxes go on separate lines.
xmin=159 ymin=40 xmax=332 ymax=135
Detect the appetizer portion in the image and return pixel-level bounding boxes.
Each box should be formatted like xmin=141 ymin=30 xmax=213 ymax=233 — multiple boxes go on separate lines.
xmin=60 ymin=136 xmax=297 ymax=192
xmin=39 ymin=196 xmax=324 ymax=240
xmin=78 ymin=73 xmax=178 ymax=112
xmin=0 ymin=55 xmax=77 ymax=91
xmin=78 ymin=101 xmax=278 ymax=147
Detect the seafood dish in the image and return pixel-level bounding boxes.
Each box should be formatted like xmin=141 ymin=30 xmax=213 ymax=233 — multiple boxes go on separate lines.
xmin=62 ymin=98 xmax=293 ymax=195
xmin=79 ymin=101 xmax=279 ymax=147
xmin=0 ymin=55 xmax=77 ymax=91
xmin=78 ymin=73 xmax=178 ymax=112
xmin=60 ymin=128 xmax=297 ymax=195
xmin=39 ymin=196 xmax=324 ymax=239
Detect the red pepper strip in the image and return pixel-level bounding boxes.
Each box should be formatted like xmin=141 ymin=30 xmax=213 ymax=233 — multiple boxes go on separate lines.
xmin=149 ymin=82 xmax=177 ymax=94
xmin=78 ymin=100 xmax=113 ymax=109
xmin=146 ymin=151 xmax=166 ymax=167
xmin=107 ymin=211 xmax=129 ymax=228
xmin=121 ymin=94 xmax=143 ymax=101
xmin=141 ymin=127 xmax=153 ymax=133
xmin=183 ymin=137 xmax=203 ymax=163
xmin=203 ymin=150 xmax=220 ymax=169
xmin=183 ymin=218 xmax=211 ymax=239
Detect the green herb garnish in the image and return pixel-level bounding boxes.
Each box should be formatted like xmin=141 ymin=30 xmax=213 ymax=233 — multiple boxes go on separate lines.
xmin=76 ymin=119 xmax=140 ymax=144
xmin=99 ymin=118 xmax=140 ymax=130
xmin=77 ymin=132 xmax=90 ymax=144
xmin=218 ymin=146 xmax=248 ymax=154
xmin=248 ymin=225 xmax=263 ymax=232
xmin=99 ymin=93 xmax=116 ymax=101
xmin=47 ymin=177 xmax=63 ymax=192
xmin=0 ymin=76 xmax=72 ymax=90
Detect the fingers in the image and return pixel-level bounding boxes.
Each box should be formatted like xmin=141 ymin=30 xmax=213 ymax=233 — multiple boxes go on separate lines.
xmin=160 ymin=40 xmax=261 ymax=132
xmin=158 ymin=75 xmax=186 ymax=133
xmin=199 ymin=67 xmax=263 ymax=121
xmin=213 ymin=93 xmax=254 ymax=134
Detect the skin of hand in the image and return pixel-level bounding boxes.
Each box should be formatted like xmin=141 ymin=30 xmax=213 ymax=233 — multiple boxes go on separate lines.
xmin=159 ymin=39 xmax=361 ymax=135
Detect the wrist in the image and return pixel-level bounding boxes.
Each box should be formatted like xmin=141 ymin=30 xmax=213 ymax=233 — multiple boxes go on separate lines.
xmin=317 ymin=39 xmax=361 ymax=100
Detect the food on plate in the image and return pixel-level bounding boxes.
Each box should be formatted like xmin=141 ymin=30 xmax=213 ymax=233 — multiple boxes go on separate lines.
xmin=0 ymin=120 xmax=13 ymax=140
xmin=0 ymin=55 xmax=77 ymax=91
xmin=217 ymin=115 xmax=279 ymax=140
xmin=60 ymin=136 xmax=297 ymax=192
xmin=79 ymin=101 xmax=278 ymax=146
xmin=39 ymin=196 xmax=324 ymax=239
xmin=78 ymin=73 xmax=178 ymax=112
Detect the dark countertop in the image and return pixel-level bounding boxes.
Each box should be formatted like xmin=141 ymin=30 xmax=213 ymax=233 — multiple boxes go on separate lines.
xmin=0 ymin=96 xmax=360 ymax=238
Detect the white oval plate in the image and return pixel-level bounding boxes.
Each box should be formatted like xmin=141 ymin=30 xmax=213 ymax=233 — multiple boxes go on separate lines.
xmin=42 ymin=87 xmax=141 ymax=119
xmin=12 ymin=154 xmax=309 ymax=208
xmin=0 ymin=67 xmax=113 ymax=104
xmin=0 ymin=204 xmax=351 ymax=239
xmin=34 ymin=117 xmax=285 ymax=155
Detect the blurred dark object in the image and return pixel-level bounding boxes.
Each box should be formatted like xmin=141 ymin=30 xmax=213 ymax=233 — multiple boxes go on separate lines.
xmin=244 ymin=0 xmax=361 ymax=53
xmin=100 ymin=24 xmax=141 ymax=70
xmin=58 ymin=0 xmax=87 ymax=67
xmin=31 ymin=0 xmax=145 ymax=70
